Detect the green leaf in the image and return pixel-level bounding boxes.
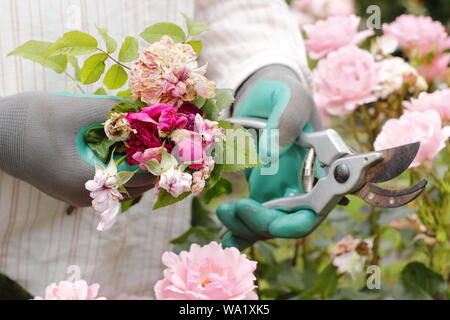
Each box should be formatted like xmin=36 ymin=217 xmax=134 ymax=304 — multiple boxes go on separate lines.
xmin=103 ymin=64 xmax=128 ymax=89
xmin=204 ymin=163 xmax=224 ymax=190
xmin=84 ymin=125 xmax=116 ymax=163
xmin=192 ymin=96 xmax=206 ymax=108
xmin=140 ymin=22 xmax=186 ymax=43
xmin=186 ymin=40 xmax=203 ymax=56
xmin=110 ymin=100 xmax=140 ymax=115
xmin=117 ymin=171 xmax=136 ymax=185
xmin=8 ymin=40 xmax=67 ymax=73
xmin=94 ymin=87 xmax=107 ymax=95
xmin=203 ymin=177 xmax=232 ymax=204
xmin=67 ymin=55 xmax=81 ymax=81
xmin=170 ymin=226 xmax=219 ymax=253
xmin=401 ymin=262 xmax=446 ymax=299
xmin=48 ymin=31 xmax=98 ymax=56
xmin=191 ymin=196 xmax=220 ymax=229
xmin=121 ymin=199 xmax=134 ymax=213
xmin=218 ymin=120 xmax=260 ymax=172
xmin=96 ymin=25 xmax=118 ymax=53
xmin=118 ymin=36 xmax=139 ymax=63
xmin=182 ymin=14 xmax=209 ymax=36
xmin=117 ymin=88 xmax=132 ymax=98
xmin=214 ymin=88 xmax=235 ymax=111
xmin=313 ymin=264 xmax=339 ymax=299
xmin=0 ymin=273 xmax=33 ymax=300
xmin=80 ymin=53 xmax=108 ymax=84
xmin=153 ymin=189 xmax=190 ymax=210
xmin=202 ymin=99 xmax=219 ymax=121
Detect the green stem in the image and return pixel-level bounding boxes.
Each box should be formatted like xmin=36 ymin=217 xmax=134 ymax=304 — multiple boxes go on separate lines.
xmin=115 ymin=154 xmax=127 ymax=167
xmin=64 ymin=71 xmax=86 ymax=94
xmin=370 ymin=206 xmax=381 ymax=266
xmin=97 ymin=48 xmax=131 ymax=70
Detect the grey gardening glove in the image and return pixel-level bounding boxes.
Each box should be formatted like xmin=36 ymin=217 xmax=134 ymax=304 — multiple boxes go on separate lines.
xmin=0 ymin=92 xmax=154 ymax=207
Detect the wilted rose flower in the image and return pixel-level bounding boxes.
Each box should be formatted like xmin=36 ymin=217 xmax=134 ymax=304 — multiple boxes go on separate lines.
xmin=374 ymin=110 xmax=450 ymax=167
xmin=374 ymin=57 xmax=426 ymax=99
xmin=158 ymin=167 xmax=192 ymax=197
xmin=104 ymin=112 xmax=134 ymax=142
xmin=191 ymin=156 xmax=215 ymax=194
xmin=85 ymin=161 xmax=123 ymax=231
xmin=194 ymin=113 xmax=226 ymax=149
xmin=331 ymin=235 xmax=372 ymax=277
xmin=417 ymin=53 xmax=450 ymax=82
xmin=382 ymin=15 xmax=450 ymax=57
xmin=130 ymin=36 xmax=216 ymax=107
xmin=371 ymin=35 xmax=399 ymax=59
xmin=304 ymin=15 xmax=373 ymax=59
xmin=171 ymin=129 xmax=206 ymax=169
xmin=34 ymin=280 xmax=106 ymax=300
xmin=293 ymin=0 xmax=354 ymax=19
xmin=403 ymin=89 xmax=450 ymax=121
xmin=154 ymin=242 xmax=258 ymax=300
xmin=314 ymin=45 xmax=380 ymax=115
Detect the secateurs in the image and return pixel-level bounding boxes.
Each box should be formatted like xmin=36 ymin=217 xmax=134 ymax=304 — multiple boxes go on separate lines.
xmin=227 ymin=117 xmax=427 ymax=217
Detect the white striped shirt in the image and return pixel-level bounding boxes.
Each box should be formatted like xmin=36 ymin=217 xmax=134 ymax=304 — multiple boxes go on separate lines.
xmin=0 ymin=0 xmax=308 ymax=298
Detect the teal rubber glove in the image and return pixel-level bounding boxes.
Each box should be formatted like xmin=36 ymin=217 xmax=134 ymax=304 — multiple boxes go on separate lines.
xmin=217 ymin=65 xmax=326 ymax=250
xmin=0 ymin=91 xmax=154 ymax=207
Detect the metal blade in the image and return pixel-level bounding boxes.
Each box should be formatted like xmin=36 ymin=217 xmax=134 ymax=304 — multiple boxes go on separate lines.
xmin=364 ymin=142 xmax=420 ymax=183
xmin=354 ymin=179 xmax=427 ymax=208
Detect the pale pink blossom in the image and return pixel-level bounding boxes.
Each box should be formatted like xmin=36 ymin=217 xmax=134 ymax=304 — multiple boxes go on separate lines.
xmin=191 ymin=156 xmax=215 ymax=194
xmin=130 ymin=36 xmax=216 ymax=107
xmin=382 ymin=15 xmax=450 ymax=57
xmin=403 ymin=89 xmax=450 ymax=121
xmin=314 ymin=45 xmax=380 ymax=115
xmin=34 ymin=280 xmax=106 ymax=300
xmin=331 ymin=236 xmax=372 ymax=276
xmin=158 ymin=167 xmax=192 ymax=197
xmin=85 ymin=161 xmax=124 ymax=231
xmin=293 ymin=0 xmax=354 ymax=19
xmin=132 ymin=147 xmax=163 ymax=170
xmin=304 ymin=15 xmax=374 ymax=59
xmin=154 ymin=242 xmax=258 ymax=300
xmin=374 ymin=110 xmax=450 ymax=167
xmin=194 ymin=113 xmax=225 ymax=149
xmin=171 ymin=129 xmax=206 ymax=169
xmin=417 ymin=53 xmax=450 ymax=82
xmin=390 ymin=214 xmax=427 ymax=233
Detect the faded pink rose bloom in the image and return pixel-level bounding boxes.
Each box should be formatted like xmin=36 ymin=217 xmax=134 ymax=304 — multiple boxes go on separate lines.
xmin=417 ymin=53 xmax=450 ymax=82
xmin=374 ymin=110 xmax=450 ymax=167
xmin=34 ymin=280 xmax=106 ymax=300
xmin=171 ymin=129 xmax=206 ymax=169
xmin=404 ymin=89 xmax=450 ymax=121
xmin=293 ymin=0 xmax=354 ymax=19
xmin=85 ymin=161 xmax=123 ymax=231
xmin=382 ymin=15 xmax=450 ymax=57
xmin=130 ymin=36 xmax=216 ymax=107
xmin=158 ymin=167 xmax=192 ymax=197
xmin=191 ymin=156 xmax=215 ymax=194
xmin=194 ymin=113 xmax=226 ymax=150
xmin=331 ymin=236 xmax=372 ymax=276
xmin=132 ymin=147 xmax=163 ymax=170
xmin=304 ymin=15 xmax=374 ymax=59
xmin=154 ymin=242 xmax=258 ymax=300
xmin=314 ymin=45 xmax=380 ymax=115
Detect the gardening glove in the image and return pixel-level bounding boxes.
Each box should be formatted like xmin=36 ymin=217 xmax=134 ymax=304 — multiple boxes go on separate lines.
xmin=0 ymin=91 xmax=154 ymax=208
xmin=217 ymin=64 xmax=326 ymax=250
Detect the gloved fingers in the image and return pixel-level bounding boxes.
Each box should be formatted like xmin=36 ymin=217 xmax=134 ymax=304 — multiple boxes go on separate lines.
xmin=125 ymin=172 xmax=156 ymax=188
xmin=221 ymin=232 xmax=255 ymax=251
xmin=268 ymin=208 xmax=320 ymax=238
xmin=217 ymin=202 xmax=259 ymax=240
xmin=235 ymin=198 xmax=283 ymax=237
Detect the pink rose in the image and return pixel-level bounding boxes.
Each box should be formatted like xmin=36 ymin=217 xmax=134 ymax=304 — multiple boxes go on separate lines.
xmin=158 ymin=167 xmax=192 ymax=197
xmin=374 ymin=110 xmax=450 ymax=167
xmin=132 ymin=147 xmax=163 ymax=170
xmin=171 ymin=129 xmax=206 ymax=169
xmin=154 ymin=242 xmax=258 ymax=300
xmin=403 ymin=89 xmax=450 ymax=121
xmin=314 ymin=45 xmax=379 ymax=115
xmin=304 ymin=15 xmax=374 ymax=59
xmin=331 ymin=236 xmax=372 ymax=276
xmin=382 ymin=15 xmax=450 ymax=57
xmin=417 ymin=53 xmax=450 ymax=82
xmin=34 ymin=280 xmax=106 ymax=300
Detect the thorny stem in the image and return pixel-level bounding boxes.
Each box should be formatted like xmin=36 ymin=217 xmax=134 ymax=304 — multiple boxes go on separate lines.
xmin=97 ymin=48 xmax=132 ymax=70
xmin=370 ymin=206 xmax=381 ymax=266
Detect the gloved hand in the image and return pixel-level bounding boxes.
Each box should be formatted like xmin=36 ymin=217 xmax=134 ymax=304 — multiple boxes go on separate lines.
xmin=0 ymin=92 xmax=154 ymax=207
xmin=217 ymin=65 xmax=326 ymax=250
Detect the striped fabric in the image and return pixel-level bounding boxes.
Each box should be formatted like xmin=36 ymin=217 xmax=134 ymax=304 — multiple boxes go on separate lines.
xmin=0 ymin=0 xmax=309 ymax=297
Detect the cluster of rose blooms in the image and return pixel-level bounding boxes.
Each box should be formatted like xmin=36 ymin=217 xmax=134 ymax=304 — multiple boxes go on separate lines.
xmin=85 ymin=36 xmax=226 ymax=231
xmin=34 ymin=241 xmax=258 ymax=300
xmin=301 ymin=13 xmax=450 ymax=167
